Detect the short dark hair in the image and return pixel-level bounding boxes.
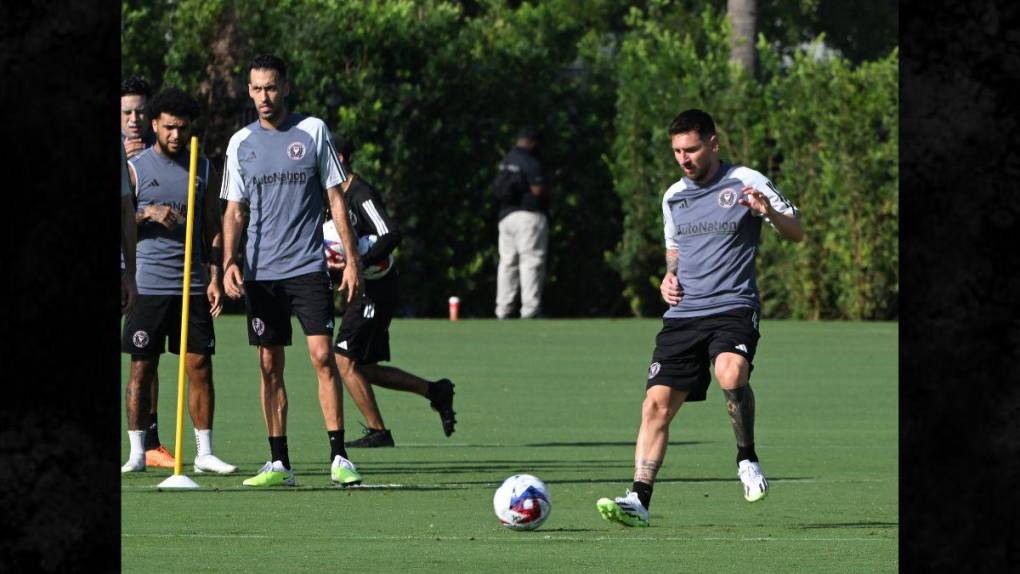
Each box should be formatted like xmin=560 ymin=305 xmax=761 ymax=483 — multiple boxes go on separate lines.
xmin=250 ymin=54 xmax=287 ymax=79
xmin=668 ymin=109 xmax=716 ymax=140
xmin=146 ymin=88 xmax=201 ymax=122
xmin=517 ymin=125 xmax=539 ymax=142
xmin=330 ymin=132 xmax=355 ymax=163
xmin=121 ymin=76 xmax=152 ymax=99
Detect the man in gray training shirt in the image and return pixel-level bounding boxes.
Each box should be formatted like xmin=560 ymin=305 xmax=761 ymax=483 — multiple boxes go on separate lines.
xmin=221 ymin=54 xmax=364 ymax=488
xmin=120 ymin=88 xmax=236 ymax=475
xmin=121 ymin=76 xmax=175 ymax=466
xmin=597 ymin=109 xmax=804 ymax=527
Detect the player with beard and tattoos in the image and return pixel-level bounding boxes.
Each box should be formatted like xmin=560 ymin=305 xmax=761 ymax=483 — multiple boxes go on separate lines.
xmin=597 ymin=109 xmax=804 ymax=527
xmin=121 ymin=88 xmax=236 ymax=475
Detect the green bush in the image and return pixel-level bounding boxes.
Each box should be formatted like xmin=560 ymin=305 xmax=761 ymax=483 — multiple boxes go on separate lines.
xmin=122 ymin=0 xmax=897 ymax=319
xmin=609 ymin=3 xmax=897 ymax=319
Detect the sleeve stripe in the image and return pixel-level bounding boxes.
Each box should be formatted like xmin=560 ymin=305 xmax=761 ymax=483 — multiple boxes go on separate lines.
xmin=324 ymin=135 xmax=347 ymax=182
xmin=362 ymin=200 xmax=389 ymax=235
xmin=219 ymin=159 xmax=231 ymax=199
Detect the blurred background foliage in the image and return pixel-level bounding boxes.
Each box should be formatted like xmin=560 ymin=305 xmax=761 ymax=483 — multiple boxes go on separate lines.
xmin=123 ymin=0 xmax=897 ymax=319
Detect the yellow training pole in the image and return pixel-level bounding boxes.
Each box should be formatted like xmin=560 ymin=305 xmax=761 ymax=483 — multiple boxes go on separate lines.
xmin=171 ymin=136 xmax=200 ymax=477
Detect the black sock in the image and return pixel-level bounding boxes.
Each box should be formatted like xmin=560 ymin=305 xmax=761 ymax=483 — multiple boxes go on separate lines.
xmin=632 ymin=481 xmax=653 ymax=510
xmin=268 ymin=435 xmax=290 ymax=469
xmin=144 ymin=414 xmax=159 ymax=449
xmin=737 ymin=444 xmax=758 ymax=463
xmin=328 ymin=430 xmax=347 ymax=461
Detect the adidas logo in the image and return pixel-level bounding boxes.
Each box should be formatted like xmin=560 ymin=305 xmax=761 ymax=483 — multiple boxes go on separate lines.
xmin=735 ymin=344 xmax=748 ymax=353
xmin=675 ymin=199 xmax=688 ymax=208
xmin=150 ymin=179 xmax=160 ymax=187
xmin=337 ymin=340 xmax=348 ymax=350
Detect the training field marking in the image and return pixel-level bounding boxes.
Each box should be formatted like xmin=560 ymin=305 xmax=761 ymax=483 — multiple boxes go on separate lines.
xmin=120 ymin=476 xmax=893 ymax=493
xmin=123 ymin=533 xmax=894 ymax=543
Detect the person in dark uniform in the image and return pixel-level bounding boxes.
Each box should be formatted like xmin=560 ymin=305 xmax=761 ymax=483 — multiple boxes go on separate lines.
xmin=327 ymin=134 xmax=457 ymax=448
xmin=494 ymin=126 xmax=549 ymax=319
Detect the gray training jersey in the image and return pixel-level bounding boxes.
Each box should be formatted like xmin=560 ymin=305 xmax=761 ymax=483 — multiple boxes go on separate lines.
xmin=220 ymin=114 xmax=346 ymax=281
xmin=129 ymin=147 xmax=211 ymax=295
xmin=662 ymin=162 xmax=798 ymax=319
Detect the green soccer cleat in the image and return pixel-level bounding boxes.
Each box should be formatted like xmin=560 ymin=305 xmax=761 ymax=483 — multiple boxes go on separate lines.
xmin=331 ymin=455 xmax=363 ymax=487
xmin=242 ymin=460 xmax=295 ymax=487
xmin=596 ymin=491 xmax=650 ymax=527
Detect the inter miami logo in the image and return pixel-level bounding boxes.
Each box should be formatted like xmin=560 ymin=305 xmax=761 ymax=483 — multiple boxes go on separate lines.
xmin=648 ymin=362 xmax=661 ymax=379
xmin=251 ymin=318 xmax=266 ymax=336
xmin=287 ymin=142 xmax=306 ymax=160
xmin=132 ymin=330 xmax=150 ymax=348
xmin=718 ymin=188 xmax=737 ymax=208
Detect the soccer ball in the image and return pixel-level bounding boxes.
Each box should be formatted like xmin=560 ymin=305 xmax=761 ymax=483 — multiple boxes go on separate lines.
xmin=493 ymin=474 xmax=551 ymax=531
xmin=322 ymin=220 xmax=394 ymax=280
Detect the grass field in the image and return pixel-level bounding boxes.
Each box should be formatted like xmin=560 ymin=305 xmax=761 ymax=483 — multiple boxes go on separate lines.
xmin=121 ymin=318 xmax=898 ymax=573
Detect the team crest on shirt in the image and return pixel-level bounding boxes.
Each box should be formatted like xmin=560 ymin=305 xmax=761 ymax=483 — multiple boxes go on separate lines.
xmin=648 ymin=362 xmax=661 ymax=379
xmin=287 ymin=142 xmax=306 ymax=160
xmin=252 ymin=318 xmax=266 ymax=336
xmin=718 ymin=188 xmax=737 ymax=208
xmin=132 ymin=330 xmax=150 ymax=348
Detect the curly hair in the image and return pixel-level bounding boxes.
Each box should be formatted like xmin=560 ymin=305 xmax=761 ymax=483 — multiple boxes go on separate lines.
xmin=146 ymin=88 xmax=200 ymax=121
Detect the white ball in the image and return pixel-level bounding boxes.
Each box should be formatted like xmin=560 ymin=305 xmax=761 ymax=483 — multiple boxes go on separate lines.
xmin=322 ymin=220 xmax=394 ymax=280
xmin=493 ymin=474 xmax=551 ymax=531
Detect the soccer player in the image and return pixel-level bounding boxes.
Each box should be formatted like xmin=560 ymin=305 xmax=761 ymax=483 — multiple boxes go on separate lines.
xmin=325 ymin=134 xmax=457 ymax=448
xmin=121 ymin=76 xmax=155 ymax=159
xmin=596 ymin=109 xmax=804 ymax=527
xmin=122 ymin=144 xmax=137 ymax=314
xmin=121 ymin=75 xmax=175 ymax=468
xmin=221 ymin=55 xmax=364 ymax=487
xmin=121 ymin=88 xmax=236 ymax=475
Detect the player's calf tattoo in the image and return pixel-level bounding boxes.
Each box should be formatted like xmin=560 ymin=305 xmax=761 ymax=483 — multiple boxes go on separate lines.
xmin=634 ymin=458 xmax=663 ymax=484
xmin=723 ymin=384 xmax=755 ymax=447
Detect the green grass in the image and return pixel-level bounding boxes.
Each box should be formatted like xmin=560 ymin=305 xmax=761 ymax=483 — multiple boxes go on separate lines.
xmin=121 ymin=318 xmax=897 ymax=573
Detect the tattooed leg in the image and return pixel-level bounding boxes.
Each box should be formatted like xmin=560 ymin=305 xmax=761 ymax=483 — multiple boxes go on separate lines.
xmin=634 ymin=458 xmax=662 ymax=484
xmin=723 ymin=384 xmax=758 ymax=462
xmin=126 ymin=359 xmax=155 ymax=431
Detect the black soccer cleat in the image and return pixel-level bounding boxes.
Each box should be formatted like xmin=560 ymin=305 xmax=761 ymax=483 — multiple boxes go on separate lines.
xmin=344 ymin=427 xmax=395 ymax=448
xmin=428 ymin=379 xmax=457 ymax=437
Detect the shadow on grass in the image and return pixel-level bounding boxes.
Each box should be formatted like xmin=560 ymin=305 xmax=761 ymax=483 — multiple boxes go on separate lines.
xmin=523 ymin=441 xmax=705 ymax=447
xmin=799 ymin=521 xmax=898 ymax=529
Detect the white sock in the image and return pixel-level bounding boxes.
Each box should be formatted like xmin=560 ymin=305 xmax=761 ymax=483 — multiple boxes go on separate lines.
xmin=194 ymin=428 xmax=213 ymax=457
xmin=128 ymin=430 xmax=146 ymax=459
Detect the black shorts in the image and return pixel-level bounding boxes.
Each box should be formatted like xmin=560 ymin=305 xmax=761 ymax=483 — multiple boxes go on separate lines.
xmin=334 ymin=294 xmax=395 ymax=364
xmin=646 ymin=307 xmax=760 ymax=401
xmin=244 ymin=271 xmax=335 ymax=346
xmin=121 ymin=294 xmax=216 ymax=356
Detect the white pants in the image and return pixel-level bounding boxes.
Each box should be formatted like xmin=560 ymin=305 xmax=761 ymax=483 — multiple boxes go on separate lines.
xmin=496 ymin=210 xmax=548 ymax=319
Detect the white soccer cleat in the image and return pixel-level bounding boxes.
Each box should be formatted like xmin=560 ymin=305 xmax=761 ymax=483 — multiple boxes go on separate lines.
xmin=121 ymin=457 xmax=146 ymax=473
xmin=596 ymin=490 xmax=650 ymax=527
xmin=738 ymin=459 xmax=769 ymax=502
xmin=194 ymin=454 xmax=238 ymax=475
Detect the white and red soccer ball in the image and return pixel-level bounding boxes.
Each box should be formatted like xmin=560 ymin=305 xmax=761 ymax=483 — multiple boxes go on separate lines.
xmin=493 ymin=474 xmax=551 ymax=531
xmin=322 ymin=220 xmax=394 ymax=280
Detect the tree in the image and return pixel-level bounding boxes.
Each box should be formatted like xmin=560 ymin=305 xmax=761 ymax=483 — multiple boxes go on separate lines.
xmin=728 ymin=0 xmax=758 ymax=77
